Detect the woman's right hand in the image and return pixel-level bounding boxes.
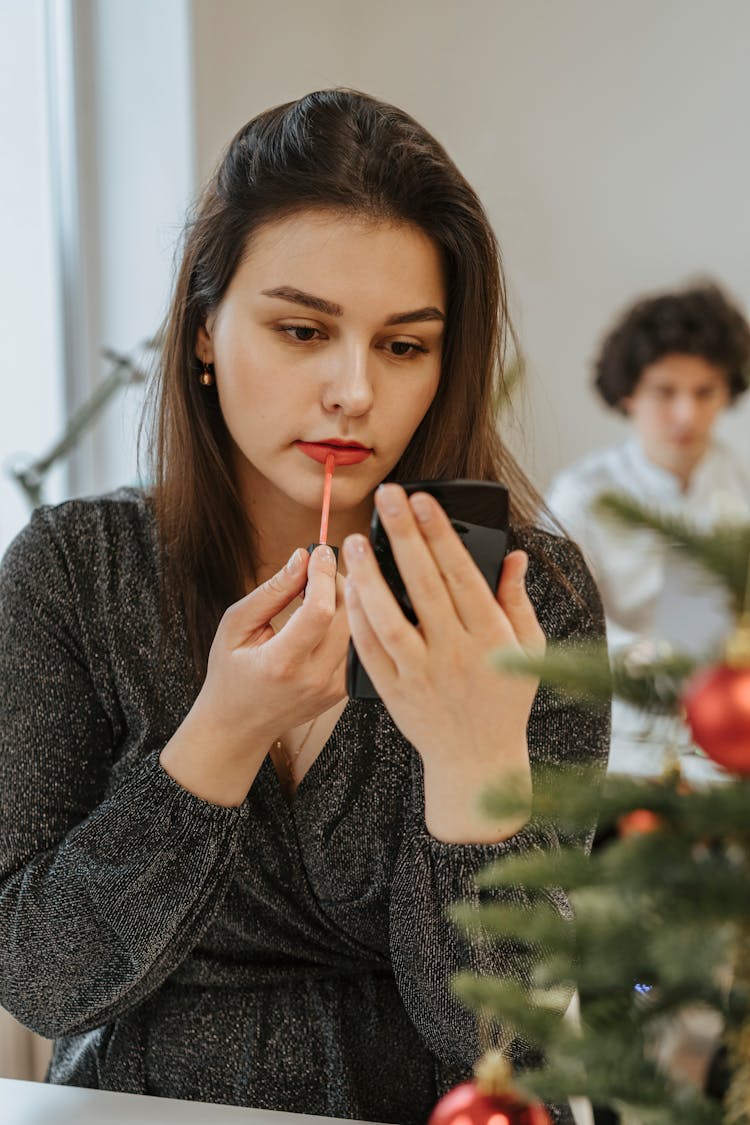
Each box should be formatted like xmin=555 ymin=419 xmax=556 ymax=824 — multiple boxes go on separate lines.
xmin=159 ymin=544 xmax=348 ymax=805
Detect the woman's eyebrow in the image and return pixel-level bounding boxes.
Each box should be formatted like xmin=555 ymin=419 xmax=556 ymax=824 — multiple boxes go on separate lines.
xmin=385 ymin=307 xmax=445 ymax=326
xmin=261 ymin=286 xmax=342 ymax=316
xmin=261 ymin=286 xmax=445 ymax=325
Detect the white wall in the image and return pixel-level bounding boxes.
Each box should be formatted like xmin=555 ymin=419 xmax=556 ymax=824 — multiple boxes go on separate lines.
xmin=191 ymin=0 xmax=750 ymax=491
xmin=84 ymin=0 xmax=195 ymax=495
xmin=0 ymin=0 xmax=195 ymax=562
xmin=0 ymin=0 xmax=65 ymax=551
xmin=5 ymin=0 xmax=748 ymax=552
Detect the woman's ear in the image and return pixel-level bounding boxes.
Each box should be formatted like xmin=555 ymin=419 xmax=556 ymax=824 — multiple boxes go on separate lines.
xmin=195 ymin=324 xmax=214 ymax=364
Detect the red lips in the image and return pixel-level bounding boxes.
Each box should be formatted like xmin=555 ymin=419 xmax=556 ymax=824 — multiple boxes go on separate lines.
xmin=295 ymin=440 xmax=372 ymax=466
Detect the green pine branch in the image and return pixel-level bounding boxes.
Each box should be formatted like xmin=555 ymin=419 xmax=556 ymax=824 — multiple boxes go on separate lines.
xmin=492 ymin=641 xmax=697 ymax=712
xmin=454 ymin=485 xmax=750 ymax=1119
xmin=452 ymin=973 xmax=575 ymax=1045
xmin=478 ymin=764 xmax=750 ymax=843
xmin=593 ymin=492 xmax=750 ymax=613
xmin=451 ymin=899 xmax=574 ymax=952
xmin=452 ymin=771 xmax=750 ymax=1117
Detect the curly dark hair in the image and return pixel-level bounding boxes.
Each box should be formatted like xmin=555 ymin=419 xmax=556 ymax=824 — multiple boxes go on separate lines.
xmin=593 ymin=281 xmax=750 ymax=413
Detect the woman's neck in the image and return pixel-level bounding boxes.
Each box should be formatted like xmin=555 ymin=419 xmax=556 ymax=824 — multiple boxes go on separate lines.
xmin=244 ymin=481 xmax=373 ymax=586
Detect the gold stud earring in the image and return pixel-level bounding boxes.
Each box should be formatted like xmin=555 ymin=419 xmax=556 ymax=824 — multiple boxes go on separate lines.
xmin=199 ymin=361 xmax=215 ymax=387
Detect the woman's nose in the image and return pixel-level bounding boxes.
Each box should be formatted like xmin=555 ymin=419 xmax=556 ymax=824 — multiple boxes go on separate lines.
xmin=321 ymin=344 xmax=375 ymax=416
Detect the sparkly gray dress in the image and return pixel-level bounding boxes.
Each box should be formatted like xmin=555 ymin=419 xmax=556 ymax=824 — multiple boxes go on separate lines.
xmin=0 ymin=490 xmax=608 ymax=1125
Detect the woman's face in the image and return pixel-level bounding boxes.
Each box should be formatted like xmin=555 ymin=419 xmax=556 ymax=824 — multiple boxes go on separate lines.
xmin=197 ymin=209 xmax=446 ymax=521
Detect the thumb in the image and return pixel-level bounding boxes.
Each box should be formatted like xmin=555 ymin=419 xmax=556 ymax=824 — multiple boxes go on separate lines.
xmin=496 ymin=550 xmax=546 ymax=657
xmin=222 ymin=548 xmax=309 ymax=647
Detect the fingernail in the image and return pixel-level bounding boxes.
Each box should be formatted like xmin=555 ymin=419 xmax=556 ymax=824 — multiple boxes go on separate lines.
xmin=286 ymin=548 xmax=305 ymax=574
xmin=315 ymin=544 xmax=335 ymax=566
xmin=410 ymin=493 xmax=433 ymax=523
xmin=377 ymin=483 xmax=404 ymax=516
xmin=517 ymin=553 xmax=528 ymax=582
xmin=344 ymin=534 xmax=368 ymax=562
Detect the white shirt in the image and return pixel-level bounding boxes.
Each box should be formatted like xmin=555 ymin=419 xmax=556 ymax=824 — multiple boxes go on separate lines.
xmin=546 ymin=439 xmax=750 ymax=781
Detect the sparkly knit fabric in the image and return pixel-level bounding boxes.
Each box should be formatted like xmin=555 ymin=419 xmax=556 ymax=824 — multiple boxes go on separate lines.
xmin=0 ymin=489 xmax=609 ymax=1125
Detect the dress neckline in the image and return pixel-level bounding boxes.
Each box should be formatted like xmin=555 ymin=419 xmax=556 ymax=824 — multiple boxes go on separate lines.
xmin=264 ymin=699 xmax=353 ymax=809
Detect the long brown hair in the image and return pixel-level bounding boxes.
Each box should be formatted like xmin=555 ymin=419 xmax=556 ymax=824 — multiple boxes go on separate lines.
xmin=145 ymin=88 xmax=546 ymax=681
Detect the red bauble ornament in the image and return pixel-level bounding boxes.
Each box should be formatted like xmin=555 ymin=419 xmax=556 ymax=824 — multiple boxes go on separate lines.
xmin=427 ymin=1081 xmax=552 ymax=1125
xmin=617 ymin=808 xmax=663 ymax=836
xmin=683 ymin=662 xmax=750 ymax=774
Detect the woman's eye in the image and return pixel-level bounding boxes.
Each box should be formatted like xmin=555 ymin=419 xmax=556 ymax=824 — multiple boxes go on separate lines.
xmin=278 ymin=325 xmax=320 ymax=343
xmin=387 ymin=340 xmax=428 ymax=358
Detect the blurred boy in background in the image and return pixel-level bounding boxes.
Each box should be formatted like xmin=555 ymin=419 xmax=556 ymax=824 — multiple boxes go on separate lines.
xmin=547 ymin=281 xmax=750 ymax=779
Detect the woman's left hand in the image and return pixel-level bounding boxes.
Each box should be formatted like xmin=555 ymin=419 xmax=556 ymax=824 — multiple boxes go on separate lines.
xmin=343 ymin=484 xmax=546 ymax=843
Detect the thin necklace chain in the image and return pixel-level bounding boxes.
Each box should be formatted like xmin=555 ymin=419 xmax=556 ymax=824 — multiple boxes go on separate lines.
xmin=274 ymin=716 xmax=318 ymax=786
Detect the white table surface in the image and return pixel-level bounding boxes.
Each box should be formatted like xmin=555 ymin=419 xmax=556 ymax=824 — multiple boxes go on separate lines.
xmin=0 ymin=1076 xmax=594 ymax=1125
xmin=0 ymin=1077 xmax=386 ymax=1125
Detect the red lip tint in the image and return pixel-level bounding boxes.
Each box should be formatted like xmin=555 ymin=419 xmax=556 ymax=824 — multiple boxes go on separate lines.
xmin=307 ymin=452 xmax=338 ymax=562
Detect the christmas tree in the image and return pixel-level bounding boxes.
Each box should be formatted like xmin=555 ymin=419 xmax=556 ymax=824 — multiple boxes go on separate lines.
xmin=443 ymin=493 xmax=750 ymax=1125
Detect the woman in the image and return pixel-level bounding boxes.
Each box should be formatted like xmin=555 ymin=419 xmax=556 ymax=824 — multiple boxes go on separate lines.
xmin=0 ymin=89 xmax=608 ymax=1124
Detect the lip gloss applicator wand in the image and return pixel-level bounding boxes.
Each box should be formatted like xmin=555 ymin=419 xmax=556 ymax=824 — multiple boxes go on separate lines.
xmin=307 ymin=451 xmax=338 ymax=561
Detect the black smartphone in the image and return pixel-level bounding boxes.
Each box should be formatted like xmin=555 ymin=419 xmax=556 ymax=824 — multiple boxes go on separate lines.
xmin=346 ymin=479 xmax=510 ymax=700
